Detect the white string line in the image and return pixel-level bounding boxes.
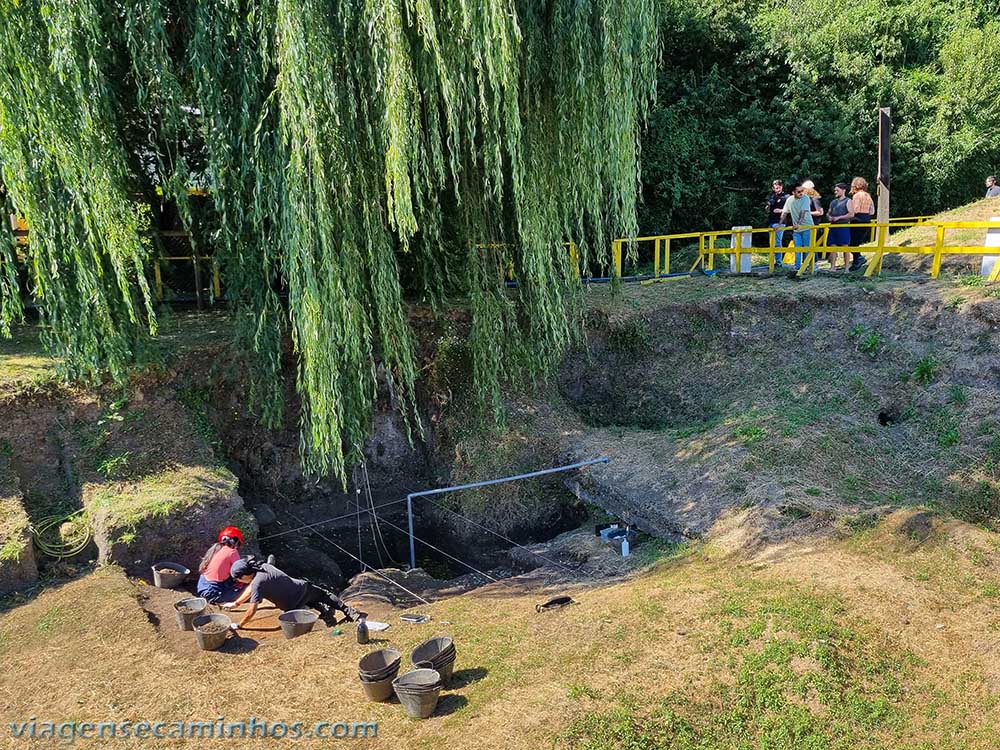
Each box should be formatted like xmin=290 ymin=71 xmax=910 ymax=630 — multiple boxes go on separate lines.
xmin=423 ymin=497 xmax=584 ymax=578
xmin=257 ymin=498 xmax=409 ymax=541
xmin=285 ymin=511 xmax=431 ymax=606
xmin=371 ymin=516 xmax=513 ymax=589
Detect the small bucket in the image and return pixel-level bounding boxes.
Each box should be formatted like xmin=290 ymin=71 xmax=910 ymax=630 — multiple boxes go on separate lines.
xmin=393 ymin=669 xmax=443 ymax=719
xmin=278 ymin=609 xmax=318 ymax=639
xmin=360 ymin=674 xmax=397 ymax=702
xmin=359 ymin=649 xmax=401 ymax=681
xmin=394 ymin=668 xmax=443 ymax=691
xmin=411 ymin=636 xmax=454 ymax=666
xmin=412 ymin=637 xmax=456 ymax=686
xmin=173 ymin=597 xmax=208 ymax=631
xmin=193 ymin=613 xmax=231 ymax=651
xmin=152 ymin=562 xmax=190 ymax=589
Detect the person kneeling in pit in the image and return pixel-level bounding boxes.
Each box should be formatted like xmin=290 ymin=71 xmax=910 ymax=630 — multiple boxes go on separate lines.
xmin=222 ymin=558 xmax=365 ymax=628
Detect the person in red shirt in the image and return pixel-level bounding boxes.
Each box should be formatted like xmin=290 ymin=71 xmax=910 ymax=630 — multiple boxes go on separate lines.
xmin=196 ymin=526 xmax=245 ymax=603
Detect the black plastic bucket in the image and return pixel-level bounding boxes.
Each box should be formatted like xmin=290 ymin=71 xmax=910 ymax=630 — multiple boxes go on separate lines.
xmin=152 ymin=562 xmax=189 ymax=589
xmin=193 ymin=613 xmax=231 ymax=651
xmin=174 ymin=597 xmax=208 ymax=631
xmin=278 ymin=609 xmax=318 ymax=639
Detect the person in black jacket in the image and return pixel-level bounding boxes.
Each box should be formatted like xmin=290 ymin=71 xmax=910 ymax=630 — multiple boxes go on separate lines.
xmin=766 ymin=180 xmax=790 ymax=265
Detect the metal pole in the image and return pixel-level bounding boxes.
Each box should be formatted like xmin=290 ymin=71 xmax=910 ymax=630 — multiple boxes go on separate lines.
xmin=403 ymin=456 xmax=609 ymax=571
xmin=407 ymin=494 xmax=416 ymax=570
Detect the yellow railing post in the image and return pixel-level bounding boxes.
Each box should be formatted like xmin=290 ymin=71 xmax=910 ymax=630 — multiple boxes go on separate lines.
xmin=864 ymin=223 xmax=888 ymax=277
xmin=653 ymin=239 xmax=660 ymax=279
xmin=797 ymin=227 xmax=816 ymax=277
xmin=931 ymin=225 xmax=945 ymax=279
xmin=568 ymin=241 xmax=580 ymax=280
xmin=664 ymin=238 xmax=671 ymax=275
xmin=768 ymin=227 xmax=776 ymax=273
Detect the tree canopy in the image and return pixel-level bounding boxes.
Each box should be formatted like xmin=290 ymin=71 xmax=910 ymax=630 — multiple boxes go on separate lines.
xmin=0 ymin=0 xmax=657 ymax=479
xmin=641 ymin=0 xmax=1000 ymax=232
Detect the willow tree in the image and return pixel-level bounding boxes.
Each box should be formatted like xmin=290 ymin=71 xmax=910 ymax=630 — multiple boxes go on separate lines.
xmin=0 ymin=0 xmax=657 ymax=479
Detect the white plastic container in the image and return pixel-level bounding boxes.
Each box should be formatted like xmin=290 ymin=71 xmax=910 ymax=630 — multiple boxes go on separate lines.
xmin=979 ymin=216 xmax=1000 ymax=278
xmin=730 ymin=226 xmax=753 ymax=273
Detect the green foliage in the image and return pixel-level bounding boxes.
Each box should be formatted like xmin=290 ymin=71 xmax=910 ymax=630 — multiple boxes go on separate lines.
xmin=0 ymin=0 xmax=658 ymax=482
xmin=559 ymin=584 xmax=908 ymax=749
xmin=930 ymin=409 xmax=960 ymax=448
xmin=640 ymin=0 xmax=1000 ymax=234
xmin=735 ymin=423 xmax=767 ymax=446
xmin=912 ymin=356 xmax=941 ymax=385
xmin=96 ymin=452 xmax=132 ymax=480
xmin=848 ymin=324 xmax=883 ymax=358
xmin=948 ymin=385 xmax=969 ymax=407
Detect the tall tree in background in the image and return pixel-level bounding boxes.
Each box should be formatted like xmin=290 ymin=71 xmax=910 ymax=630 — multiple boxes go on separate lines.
xmin=641 ymin=0 xmax=1000 ymax=234
xmin=0 ymin=0 xmax=658 ymax=479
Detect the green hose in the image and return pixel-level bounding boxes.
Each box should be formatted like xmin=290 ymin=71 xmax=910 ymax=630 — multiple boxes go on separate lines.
xmin=32 ymin=509 xmax=92 ymax=559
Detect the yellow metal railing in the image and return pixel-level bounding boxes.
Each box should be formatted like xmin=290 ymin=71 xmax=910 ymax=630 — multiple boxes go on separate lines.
xmin=616 ymin=218 xmax=1000 ymax=282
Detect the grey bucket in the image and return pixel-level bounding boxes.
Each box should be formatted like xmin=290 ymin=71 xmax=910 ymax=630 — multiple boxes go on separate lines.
xmin=174 ymin=597 xmax=208 ymax=631
xmin=393 ymin=669 xmax=443 ymax=719
xmin=278 ymin=609 xmax=318 ymax=639
xmin=152 ymin=562 xmax=189 ymax=589
xmin=359 ymin=649 xmax=402 ymax=681
xmin=411 ymin=637 xmax=456 ymax=686
xmin=192 ymin=613 xmax=231 ymax=651
xmin=411 ymin=637 xmax=454 ymax=665
xmin=360 ymin=674 xmax=397 ymax=702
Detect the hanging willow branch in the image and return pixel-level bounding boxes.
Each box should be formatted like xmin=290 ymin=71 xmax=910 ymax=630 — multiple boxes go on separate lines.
xmin=0 ymin=0 xmax=657 ymax=480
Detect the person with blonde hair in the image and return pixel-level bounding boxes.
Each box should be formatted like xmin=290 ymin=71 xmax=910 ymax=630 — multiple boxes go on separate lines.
xmin=801 ymin=180 xmax=825 ymax=261
xmin=849 ymin=177 xmax=875 ymax=271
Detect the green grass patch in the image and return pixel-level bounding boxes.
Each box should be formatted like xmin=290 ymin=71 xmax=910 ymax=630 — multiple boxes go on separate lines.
xmin=909 ymin=356 xmax=941 ymax=385
xmin=559 ymin=581 xmax=909 ymax=750
xmin=87 ymin=464 xmax=237 ymax=536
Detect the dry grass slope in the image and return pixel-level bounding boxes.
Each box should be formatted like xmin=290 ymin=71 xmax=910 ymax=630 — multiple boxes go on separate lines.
xmin=3 ymin=512 xmax=1000 ymax=750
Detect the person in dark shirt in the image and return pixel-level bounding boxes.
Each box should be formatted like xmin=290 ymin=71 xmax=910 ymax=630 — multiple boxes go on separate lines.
xmin=223 ymin=558 xmax=365 ymax=628
xmin=766 ymin=180 xmax=790 ymax=264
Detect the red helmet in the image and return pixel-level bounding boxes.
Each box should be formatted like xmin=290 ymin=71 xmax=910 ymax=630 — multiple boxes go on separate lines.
xmin=218 ymin=526 xmax=244 ymax=546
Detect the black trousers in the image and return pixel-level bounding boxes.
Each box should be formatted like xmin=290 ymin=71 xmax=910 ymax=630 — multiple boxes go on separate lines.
xmin=301 ymin=582 xmax=362 ymax=624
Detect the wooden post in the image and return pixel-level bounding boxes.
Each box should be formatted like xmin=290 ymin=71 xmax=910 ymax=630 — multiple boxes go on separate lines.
xmin=877 ymin=107 xmax=891 ymax=227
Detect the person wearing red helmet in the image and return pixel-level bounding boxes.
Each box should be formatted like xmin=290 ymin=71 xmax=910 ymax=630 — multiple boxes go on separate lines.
xmin=196 ymin=526 xmax=245 ymax=603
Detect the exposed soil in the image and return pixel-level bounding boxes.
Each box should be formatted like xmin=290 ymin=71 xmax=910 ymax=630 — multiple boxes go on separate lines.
xmin=196 ymin=621 xmax=229 ymax=635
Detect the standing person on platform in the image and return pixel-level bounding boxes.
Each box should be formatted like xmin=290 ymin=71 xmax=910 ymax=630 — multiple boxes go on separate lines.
xmin=801 ymin=180 xmax=826 ymax=262
xmin=766 ymin=179 xmax=790 ymax=266
xmin=781 ymin=182 xmax=816 ymax=269
xmin=827 ymin=183 xmax=855 ymax=272
xmin=849 ymin=177 xmax=875 ymax=272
